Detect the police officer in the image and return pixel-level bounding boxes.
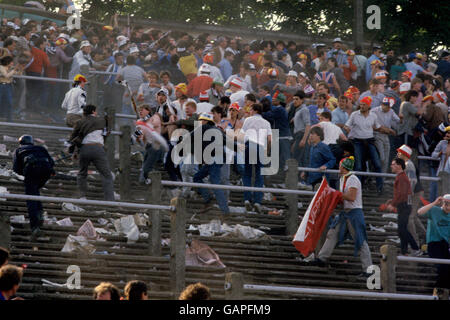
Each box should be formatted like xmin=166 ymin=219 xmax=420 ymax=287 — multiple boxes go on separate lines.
xmin=13 ymin=135 xmax=55 ymax=241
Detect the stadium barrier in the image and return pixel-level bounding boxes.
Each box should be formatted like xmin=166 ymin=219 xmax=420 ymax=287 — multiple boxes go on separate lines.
xmin=223 ymin=272 xmax=438 ymax=300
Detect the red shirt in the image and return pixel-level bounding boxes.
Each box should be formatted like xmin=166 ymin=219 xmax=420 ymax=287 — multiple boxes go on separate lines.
xmin=187 ymin=75 xmax=213 ymax=98
xmin=27 ymin=46 xmax=51 ymax=74
xmin=392 ymin=171 xmax=412 ymax=207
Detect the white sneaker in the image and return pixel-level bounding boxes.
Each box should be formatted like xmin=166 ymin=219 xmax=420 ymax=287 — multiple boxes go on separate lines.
xmin=254 ymin=203 xmax=262 ymax=214
xmin=245 ymin=200 xmax=252 ymax=212
xmin=303 ymin=253 xmax=315 ymax=262
xmin=410 ymin=250 xmax=423 ymax=257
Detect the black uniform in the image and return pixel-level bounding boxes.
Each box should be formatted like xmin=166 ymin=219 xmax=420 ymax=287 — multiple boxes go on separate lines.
xmin=13 ymin=144 xmax=55 ymax=233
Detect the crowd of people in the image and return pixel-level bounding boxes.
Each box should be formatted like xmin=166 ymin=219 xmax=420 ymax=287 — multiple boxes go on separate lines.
xmin=0 ymin=12 xmax=449 ymax=298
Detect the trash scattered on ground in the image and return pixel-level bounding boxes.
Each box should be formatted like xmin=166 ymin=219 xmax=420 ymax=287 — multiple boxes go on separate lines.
xmin=114 ymin=192 xmax=120 ymax=201
xmin=0 ymin=144 xmax=10 ymax=156
xmin=41 ymin=279 xmax=69 ymax=288
xmin=76 ymin=219 xmax=98 ymax=239
xmin=61 ymin=235 xmax=95 ymax=254
xmin=382 ymin=213 xmax=397 ymax=219
xmin=62 ymin=202 xmax=85 ymax=212
xmin=191 ymin=219 xmax=269 ymax=239
xmin=98 ymin=218 xmax=109 ymax=226
xmin=388 ymin=237 xmax=401 ymax=244
xmin=228 ymin=206 xmax=246 ymax=214
xmin=186 ymin=239 xmax=225 ymax=268
xmin=133 ymin=213 xmax=149 ymax=227
xmin=0 ymin=169 xmax=23 ymax=181
xmin=268 ymin=209 xmax=283 ymax=216
xmin=369 ymin=224 xmax=386 ymax=233
xmin=56 ymin=217 xmax=74 ymax=227
xmin=139 ymin=232 xmax=149 ymax=239
xmin=263 ymin=192 xmax=272 ymax=201
xmin=384 ymin=222 xmax=398 ymax=229
xmin=113 ymin=215 xmax=139 ymax=243
xmin=10 ymin=215 xmax=26 ymax=223
xmin=298 ymin=202 xmax=303 ymax=209
xmin=94 ymin=228 xmax=111 ymax=235
xmin=43 ymin=212 xmax=57 ymax=225
xmin=161 ymin=238 xmax=170 ymax=247
xmin=0 ymin=186 xmax=9 ymax=201
xmin=3 ymin=135 xmax=17 ymax=142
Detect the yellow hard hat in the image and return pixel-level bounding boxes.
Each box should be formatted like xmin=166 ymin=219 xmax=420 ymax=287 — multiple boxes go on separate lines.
xmin=74 ymin=74 xmax=87 ymax=83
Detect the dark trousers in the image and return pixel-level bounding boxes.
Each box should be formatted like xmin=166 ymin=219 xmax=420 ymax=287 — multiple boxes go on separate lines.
xmin=26 ymin=72 xmax=45 ymax=111
xmin=397 ymin=202 xmax=419 ymax=254
xmin=428 ymin=240 xmax=450 ymax=289
xmin=24 ymin=173 xmax=50 ymax=231
xmin=164 ymin=144 xmax=181 ymax=181
xmin=142 ymin=144 xmax=164 ymax=179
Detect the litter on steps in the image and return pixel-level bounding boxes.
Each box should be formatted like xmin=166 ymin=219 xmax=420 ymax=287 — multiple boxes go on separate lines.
xmin=62 ymin=202 xmax=85 ymax=213
xmin=113 ymin=215 xmax=140 ymax=243
xmin=186 ymin=239 xmax=225 ymax=268
xmin=369 ymin=224 xmax=386 ymax=233
xmin=190 ymin=219 xmax=269 ymax=239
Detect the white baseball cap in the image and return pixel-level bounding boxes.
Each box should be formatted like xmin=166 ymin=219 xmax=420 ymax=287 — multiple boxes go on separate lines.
xmin=129 ymin=46 xmax=139 ymax=54
xmin=80 ymin=40 xmax=91 ymax=49
xmin=287 ymin=70 xmax=298 ymax=77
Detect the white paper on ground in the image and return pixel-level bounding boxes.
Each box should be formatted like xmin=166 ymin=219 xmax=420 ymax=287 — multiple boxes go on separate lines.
xmin=56 ymin=217 xmax=74 ymax=227
xmin=76 ymin=220 xmax=98 ymax=239
xmin=114 ymin=215 xmax=139 ymax=243
xmin=62 ymin=202 xmax=85 ymax=212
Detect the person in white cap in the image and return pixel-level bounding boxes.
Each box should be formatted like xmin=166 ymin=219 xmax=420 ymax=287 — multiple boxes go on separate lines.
xmin=197 ymin=54 xmax=223 ymax=83
xmin=417 ymin=194 xmax=450 ymax=296
xmin=68 ymin=40 xmax=94 ymax=81
xmin=273 ymin=70 xmax=303 ymax=95
xmin=396 ymin=144 xmax=427 ymax=247
xmin=371 ymin=96 xmax=400 ymax=173
xmin=229 ymin=78 xmax=249 ymax=110
xmin=326 ymin=37 xmax=349 ymax=70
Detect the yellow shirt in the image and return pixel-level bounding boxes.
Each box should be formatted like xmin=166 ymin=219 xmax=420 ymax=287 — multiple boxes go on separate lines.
xmin=178 ymin=54 xmax=198 ymax=76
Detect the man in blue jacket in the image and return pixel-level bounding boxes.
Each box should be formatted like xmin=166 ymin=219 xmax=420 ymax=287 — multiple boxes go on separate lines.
xmin=300 ymin=126 xmax=335 ymax=189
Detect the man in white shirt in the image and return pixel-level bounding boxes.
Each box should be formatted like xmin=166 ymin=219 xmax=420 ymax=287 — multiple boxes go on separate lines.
xmin=61 ymin=74 xmax=87 ymax=127
xmin=239 ymin=103 xmax=272 ymax=213
xmin=344 ymin=96 xmax=384 ymax=194
xmin=312 ymin=156 xmax=373 ymax=278
xmin=371 ymin=96 xmax=400 ymax=173
xmin=68 ymin=40 xmax=94 ymax=81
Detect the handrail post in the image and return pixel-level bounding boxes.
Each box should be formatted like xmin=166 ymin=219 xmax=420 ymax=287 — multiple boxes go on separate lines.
xmin=225 ymin=272 xmax=244 ymax=300
xmin=119 ymin=125 xmax=131 ymax=201
xmin=0 ymin=214 xmax=10 ymax=249
xmin=380 ymin=244 xmax=397 ymax=293
xmin=146 ymin=171 xmax=162 ymax=256
xmin=285 ymin=159 xmax=299 ymax=235
xmin=438 ymin=171 xmax=450 ymax=195
xmin=105 ymin=106 xmax=116 ymax=170
xmin=170 ymin=197 xmax=186 ymax=296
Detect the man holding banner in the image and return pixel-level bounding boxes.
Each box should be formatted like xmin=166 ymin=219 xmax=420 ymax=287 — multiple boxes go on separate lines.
xmin=294 ymin=156 xmax=373 ymax=278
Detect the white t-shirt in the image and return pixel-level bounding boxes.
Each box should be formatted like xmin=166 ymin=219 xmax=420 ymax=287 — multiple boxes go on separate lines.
xmin=340 ymin=174 xmax=362 ymax=210
xmin=241 ymin=114 xmax=272 ymax=148
xmin=230 ymin=90 xmax=250 ymax=109
xmin=319 ymin=121 xmax=344 ymax=145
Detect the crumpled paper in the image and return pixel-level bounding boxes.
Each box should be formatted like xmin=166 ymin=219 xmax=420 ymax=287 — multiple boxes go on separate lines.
xmin=62 ymin=202 xmax=85 ymax=213
xmin=0 ymin=144 xmax=10 ymax=156
xmin=10 ymin=215 xmax=26 ymax=223
xmin=369 ymin=224 xmax=386 ymax=233
xmin=0 ymin=186 xmax=9 ymax=201
xmin=76 ymin=219 xmax=98 ymax=239
xmin=114 ymin=215 xmax=139 ymax=243
xmin=56 ymin=217 xmax=74 ymax=227
xmin=192 ymin=219 xmax=268 ymax=239
xmin=61 ymin=235 xmax=95 ymax=254
xmin=186 ymin=239 xmax=226 ymax=268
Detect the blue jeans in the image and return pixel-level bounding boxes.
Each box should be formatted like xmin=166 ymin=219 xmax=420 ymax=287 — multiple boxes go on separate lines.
xmin=292 ymin=131 xmax=310 ymax=167
xmin=0 ymin=83 xmax=13 ymax=121
xmin=428 ymin=165 xmax=438 ymax=202
xmin=194 ymin=163 xmax=229 ymax=214
xmin=243 ymin=141 xmax=264 ymax=204
xmin=352 ymin=138 xmax=383 ymax=192
xmin=141 ymin=144 xmax=163 ymax=180
xmin=279 ymin=138 xmax=291 ymax=170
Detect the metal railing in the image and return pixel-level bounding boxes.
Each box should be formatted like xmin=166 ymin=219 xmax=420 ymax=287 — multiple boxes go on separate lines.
xmin=298 ymin=167 xmax=440 ymax=182
xmin=397 ymin=255 xmax=450 ymax=265
xmin=0 ymin=190 xmax=187 ymax=296
xmin=0 ymin=193 xmax=173 ymax=211
xmin=0 ymin=121 xmax=122 ymax=136
xmin=224 ymin=272 xmax=437 ymax=300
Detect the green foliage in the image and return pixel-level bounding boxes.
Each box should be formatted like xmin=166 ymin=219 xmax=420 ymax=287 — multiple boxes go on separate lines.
xmin=1 ymin=0 xmax=448 ymax=54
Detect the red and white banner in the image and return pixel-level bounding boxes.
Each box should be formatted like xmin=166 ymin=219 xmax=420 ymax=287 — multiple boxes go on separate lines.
xmin=292 ymin=178 xmax=342 ymax=257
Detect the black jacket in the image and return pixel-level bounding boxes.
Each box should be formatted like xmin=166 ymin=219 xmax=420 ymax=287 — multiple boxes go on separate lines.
xmin=13 ymin=145 xmax=55 ymax=177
